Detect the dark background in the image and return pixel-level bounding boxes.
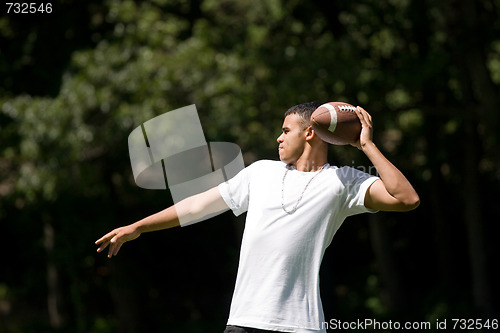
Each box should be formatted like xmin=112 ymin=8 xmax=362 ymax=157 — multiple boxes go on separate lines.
xmin=1 ymin=0 xmax=499 ymax=332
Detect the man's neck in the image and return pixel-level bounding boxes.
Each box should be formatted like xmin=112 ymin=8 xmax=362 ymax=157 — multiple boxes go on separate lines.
xmin=291 ymin=139 xmax=328 ymax=172
xmin=293 ymin=158 xmax=328 ymax=172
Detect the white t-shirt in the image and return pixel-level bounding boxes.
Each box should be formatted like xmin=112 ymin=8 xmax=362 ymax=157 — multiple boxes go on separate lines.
xmin=218 ymin=160 xmax=379 ymax=332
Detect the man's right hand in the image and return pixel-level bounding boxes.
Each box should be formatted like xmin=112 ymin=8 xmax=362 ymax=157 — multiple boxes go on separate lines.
xmin=95 ymin=224 xmax=141 ymax=258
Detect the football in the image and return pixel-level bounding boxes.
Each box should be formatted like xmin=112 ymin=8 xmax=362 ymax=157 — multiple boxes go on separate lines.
xmin=310 ymin=102 xmax=362 ymax=145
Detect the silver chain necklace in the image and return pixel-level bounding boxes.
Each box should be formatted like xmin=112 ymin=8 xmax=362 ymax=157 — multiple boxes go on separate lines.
xmin=281 ymin=164 xmax=327 ymax=214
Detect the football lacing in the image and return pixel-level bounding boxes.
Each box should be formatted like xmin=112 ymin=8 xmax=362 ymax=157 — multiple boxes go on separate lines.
xmin=338 ymin=104 xmax=356 ymax=112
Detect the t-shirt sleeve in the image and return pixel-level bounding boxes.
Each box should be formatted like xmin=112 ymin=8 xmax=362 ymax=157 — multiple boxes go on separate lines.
xmin=338 ymin=166 xmax=379 ymax=216
xmin=218 ymin=163 xmax=253 ymax=216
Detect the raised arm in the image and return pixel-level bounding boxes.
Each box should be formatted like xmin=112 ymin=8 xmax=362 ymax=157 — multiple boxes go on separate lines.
xmin=353 ymin=106 xmax=420 ymax=212
xmin=95 ymin=186 xmax=228 ymax=258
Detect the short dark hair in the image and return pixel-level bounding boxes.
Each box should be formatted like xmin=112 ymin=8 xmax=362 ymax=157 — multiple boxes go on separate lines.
xmin=284 ymin=101 xmax=324 ymax=129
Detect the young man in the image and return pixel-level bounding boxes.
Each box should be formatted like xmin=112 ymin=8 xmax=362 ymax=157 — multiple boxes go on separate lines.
xmin=96 ymin=102 xmax=419 ymax=333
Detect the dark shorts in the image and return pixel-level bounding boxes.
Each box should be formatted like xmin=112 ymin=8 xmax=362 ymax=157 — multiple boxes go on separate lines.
xmin=224 ymin=325 xmax=278 ymax=333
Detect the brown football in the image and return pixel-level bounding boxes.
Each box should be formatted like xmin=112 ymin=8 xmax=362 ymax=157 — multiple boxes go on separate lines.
xmin=310 ymin=102 xmax=361 ymax=145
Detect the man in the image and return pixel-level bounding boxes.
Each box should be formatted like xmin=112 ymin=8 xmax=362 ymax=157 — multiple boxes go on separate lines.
xmin=96 ymin=102 xmax=419 ymax=333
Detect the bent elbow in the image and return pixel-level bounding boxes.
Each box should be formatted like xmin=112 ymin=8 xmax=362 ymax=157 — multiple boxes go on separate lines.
xmin=402 ymin=195 xmax=420 ymax=211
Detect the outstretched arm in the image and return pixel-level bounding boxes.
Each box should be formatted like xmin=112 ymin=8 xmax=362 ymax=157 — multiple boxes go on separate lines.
xmin=95 ymin=186 xmax=228 ymax=258
xmin=353 ymin=106 xmax=420 ymax=212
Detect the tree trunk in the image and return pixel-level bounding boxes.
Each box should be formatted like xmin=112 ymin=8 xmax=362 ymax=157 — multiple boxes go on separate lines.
xmin=444 ymin=0 xmax=496 ymax=315
xmin=369 ymin=213 xmax=408 ymax=314
xmin=463 ymin=119 xmax=493 ymax=314
xmin=44 ymin=219 xmax=65 ymax=328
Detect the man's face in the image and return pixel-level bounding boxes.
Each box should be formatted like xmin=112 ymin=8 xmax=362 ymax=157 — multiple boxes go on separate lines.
xmin=277 ymin=113 xmax=308 ymax=164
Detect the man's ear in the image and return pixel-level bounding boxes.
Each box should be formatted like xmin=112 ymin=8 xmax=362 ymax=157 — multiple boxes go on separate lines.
xmin=305 ymin=125 xmax=315 ymax=141
xmin=306 ymin=125 xmax=327 ymax=146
